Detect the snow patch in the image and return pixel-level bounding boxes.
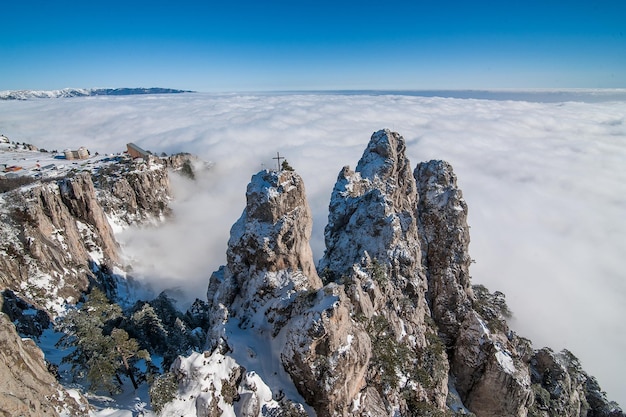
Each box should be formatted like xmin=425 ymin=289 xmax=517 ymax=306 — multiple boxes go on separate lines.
xmin=495 ymin=349 xmax=516 ymax=375
xmin=161 ymin=350 xmax=286 ymax=417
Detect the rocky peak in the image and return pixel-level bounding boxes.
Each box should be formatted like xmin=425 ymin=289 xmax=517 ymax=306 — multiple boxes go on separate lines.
xmin=0 ymin=160 xmax=175 ymax=315
xmin=320 ymin=129 xmax=422 ymax=286
xmin=227 ymin=169 xmax=321 ymax=289
xmin=206 ymin=169 xmax=322 ymax=338
xmin=0 ymin=298 xmax=89 ymax=416
xmin=415 ymin=159 xmax=473 ymax=347
xmin=314 ymin=130 xmax=450 ymax=414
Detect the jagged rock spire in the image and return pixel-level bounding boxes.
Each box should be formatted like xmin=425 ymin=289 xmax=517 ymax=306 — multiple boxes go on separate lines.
xmin=206 ymin=169 xmax=322 ymax=338
xmin=415 ymin=160 xmax=473 ymax=347
xmin=319 ymin=128 xmax=422 ymax=285
xmin=200 ymin=131 xmax=624 ymax=417
xmin=227 ymin=169 xmax=320 ymax=283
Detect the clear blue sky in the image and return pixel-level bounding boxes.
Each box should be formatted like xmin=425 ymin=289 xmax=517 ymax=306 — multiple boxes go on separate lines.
xmin=2 ymin=0 xmax=625 ymax=91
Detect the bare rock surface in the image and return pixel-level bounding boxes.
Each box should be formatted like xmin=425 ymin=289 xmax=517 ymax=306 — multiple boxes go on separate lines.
xmin=0 ymin=300 xmax=88 ymax=416
xmin=2 ymin=132 xmax=621 ymax=417
xmin=0 ymin=162 xmax=173 ymax=314
xmin=415 ymin=159 xmax=473 ymax=347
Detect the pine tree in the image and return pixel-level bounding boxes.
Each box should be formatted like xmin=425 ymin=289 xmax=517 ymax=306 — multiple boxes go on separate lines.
xmin=111 ymin=328 xmax=150 ymax=389
xmin=282 ymin=159 xmax=294 ymax=171
xmin=57 ymin=288 xmax=150 ymax=393
xmin=131 ymin=303 xmax=168 ymax=353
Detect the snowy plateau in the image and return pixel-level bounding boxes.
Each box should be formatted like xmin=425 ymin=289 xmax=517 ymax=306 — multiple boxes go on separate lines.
xmin=0 ymin=125 xmax=623 ymax=417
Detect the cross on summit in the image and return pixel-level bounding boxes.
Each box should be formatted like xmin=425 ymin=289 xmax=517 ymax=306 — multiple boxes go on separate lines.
xmin=273 ymin=152 xmax=284 ymax=171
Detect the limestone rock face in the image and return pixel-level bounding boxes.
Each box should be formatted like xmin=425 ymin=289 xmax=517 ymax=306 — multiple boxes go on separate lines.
xmin=205 ymin=169 xmax=329 ymax=413
xmin=528 ymin=348 xmax=624 ymax=417
xmin=416 ymin=159 xmax=536 ymax=417
xmin=319 ymin=129 xmax=429 ymax=346
xmin=452 ymin=311 xmax=532 ymax=417
xmin=58 ymin=172 xmax=119 ymax=262
xmin=415 ymin=160 xmax=473 ymax=347
xmin=206 ymin=169 xmax=322 ymax=333
xmin=94 ymin=160 xmax=172 ymax=225
xmin=0 ymin=162 xmax=174 ymax=315
xmin=320 ymin=129 xmax=422 ymax=286
xmin=319 ymin=129 xmax=448 ymax=414
xmin=205 ymin=169 xmax=379 ymax=417
xmin=0 ymin=174 xmax=117 ymax=311
xmin=191 ymin=130 xmax=625 ymax=417
xmin=0 ymin=307 xmax=88 ymax=416
xmin=228 ymin=170 xmax=320 ymax=283
xmin=282 ymin=284 xmax=371 ymax=417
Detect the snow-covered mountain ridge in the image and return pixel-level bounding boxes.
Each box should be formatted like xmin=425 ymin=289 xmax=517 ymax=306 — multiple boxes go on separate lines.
xmin=0 ymin=87 xmax=193 ymax=100
xmin=0 ymin=130 xmax=623 ymax=416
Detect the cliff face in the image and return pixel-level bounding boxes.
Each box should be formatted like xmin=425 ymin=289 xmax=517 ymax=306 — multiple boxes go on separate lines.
xmin=0 ymin=159 xmax=175 ymax=314
xmin=0 ymin=298 xmax=90 ymax=417
xmin=0 ymin=157 xmax=179 ymax=416
xmin=317 ymin=129 xmax=447 ymax=414
xmin=179 ymin=129 xmax=623 ymax=417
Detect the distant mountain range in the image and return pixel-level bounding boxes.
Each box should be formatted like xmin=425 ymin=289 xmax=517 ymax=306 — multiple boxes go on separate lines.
xmin=0 ymin=87 xmax=193 ymax=100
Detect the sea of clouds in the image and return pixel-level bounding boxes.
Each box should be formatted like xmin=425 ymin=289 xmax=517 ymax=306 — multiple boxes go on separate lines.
xmin=1 ymin=92 xmax=624 ymax=406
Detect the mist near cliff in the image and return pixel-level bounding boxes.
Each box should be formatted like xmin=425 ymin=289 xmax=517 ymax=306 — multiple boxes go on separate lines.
xmin=1 ymin=92 xmax=624 ymax=406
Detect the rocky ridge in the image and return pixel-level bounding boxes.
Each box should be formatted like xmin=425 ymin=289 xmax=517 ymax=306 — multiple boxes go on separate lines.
xmin=0 ymin=158 xmax=175 ymax=313
xmin=166 ymin=129 xmax=623 ymax=417
xmin=0 ymin=87 xmax=193 ymax=100
xmin=0 ymin=153 xmax=194 ymax=417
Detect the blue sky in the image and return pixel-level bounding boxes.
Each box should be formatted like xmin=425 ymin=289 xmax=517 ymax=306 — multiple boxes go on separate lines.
xmin=2 ymin=0 xmax=625 ymax=91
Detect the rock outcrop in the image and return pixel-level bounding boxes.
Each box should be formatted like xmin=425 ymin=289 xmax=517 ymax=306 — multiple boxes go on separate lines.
xmin=0 ymin=159 xmax=175 ymax=315
xmin=4 ymin=132 xmax=615 ymax=416
xmin=527 ymin=348 xmax=624 ymax=417
xmin=0 ymin=173 xmax=119 ymax=312
xmin=206 ymin=169 xmax=322 ymax=336
xmin=204 ymin=169 xmax=377 ymax=417
xmin=0 ymin=299 xmax=89 ymax=417
xmin=0 ymin=152 xmax=205 ymax=416
xmin=93 ymin=156 xmax=173 ymax=225
xmin=415 ymin=160 xmax=473 ymax=347
xmin=416 ymin=159 xmax=533 ymax=416
xmin=319 ymin=129 xmax=448 ymax=414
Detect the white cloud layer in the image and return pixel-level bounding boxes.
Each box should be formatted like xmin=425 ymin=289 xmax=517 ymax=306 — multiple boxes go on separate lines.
xmin=1 ymin=92 xmax=625 ymax=406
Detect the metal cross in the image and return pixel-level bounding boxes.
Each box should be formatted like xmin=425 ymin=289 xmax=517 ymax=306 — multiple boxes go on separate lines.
xmin=273 ymin=152 xmax=284 ymax=171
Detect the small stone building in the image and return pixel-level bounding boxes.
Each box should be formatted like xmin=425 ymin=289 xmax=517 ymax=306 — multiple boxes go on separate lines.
xmin=64 ymin=147 xmax=89 ymax=160
xmin=126 ymin=143 xmax=150 ymax=159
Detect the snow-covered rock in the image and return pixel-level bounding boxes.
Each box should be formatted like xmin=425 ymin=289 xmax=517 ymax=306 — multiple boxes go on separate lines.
xmin=0 ymin=298 xmax=89 ymax=416
xmin=205 ymin=169 xmax=323 ymax=413
xmin=0 ymin=145 xmax=199 ymax=317
xmin=415 ymin=159 xmax=474 ymax=347
xmin=158 ymin=351 xmax=302 ymax=417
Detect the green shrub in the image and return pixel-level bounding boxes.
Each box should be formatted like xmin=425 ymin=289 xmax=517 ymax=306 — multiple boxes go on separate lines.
xmin=149 ymin=372 xmax=178 ymax=414
xmin=370 ymin=258 xmax=387 ymax=285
